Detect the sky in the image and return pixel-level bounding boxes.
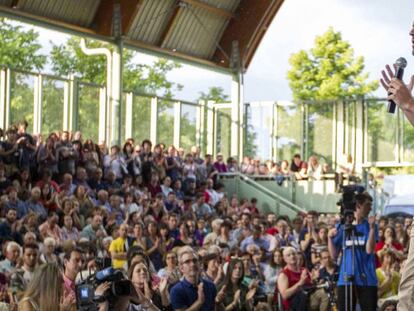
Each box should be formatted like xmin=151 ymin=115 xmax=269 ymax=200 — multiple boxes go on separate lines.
xmin=16 ymin=0 xmax=414 ymax=103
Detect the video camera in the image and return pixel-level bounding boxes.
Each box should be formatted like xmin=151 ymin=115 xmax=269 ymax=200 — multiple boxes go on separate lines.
xmin=76 ymin=266 xmax=133 ymax=311
xmin=337 ymin=185 xmax=365 ymax=231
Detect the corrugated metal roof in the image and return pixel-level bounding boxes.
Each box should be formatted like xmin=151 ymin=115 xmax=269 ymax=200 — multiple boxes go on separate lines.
xmin=16 ymin=0 xmax=100 ymax=27
xmin=0 ymin=0 xmax=13 ymax=6
xmin=163 ymin=6 xmax=227 ymax=59
xmin=127 ymin=0 xmax=176 ymax=45
xmin=0 ymin=0 xmax=284 ymax=71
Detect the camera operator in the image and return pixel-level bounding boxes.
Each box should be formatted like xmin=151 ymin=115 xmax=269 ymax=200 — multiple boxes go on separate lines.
xmin=328 ymin=192 xmax=377 ymax=311
xmin=63 ymin=247 xmax=84 ymax=310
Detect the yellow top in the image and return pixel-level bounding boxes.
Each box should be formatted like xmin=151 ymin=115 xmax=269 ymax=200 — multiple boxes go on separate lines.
xmin=109 ymin=237 xmax=127 ymax=269
xmin=376 ymin=268 xmax=400 ymax=299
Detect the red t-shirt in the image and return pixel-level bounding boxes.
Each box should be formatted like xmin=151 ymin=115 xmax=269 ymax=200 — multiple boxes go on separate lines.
xmin=375 ymin=241 xmax=403 ymax=267
xmin=280 ymin=267 xmax=312 ymax=310
xmin=266 ymin=227 xmax=279 ymax=236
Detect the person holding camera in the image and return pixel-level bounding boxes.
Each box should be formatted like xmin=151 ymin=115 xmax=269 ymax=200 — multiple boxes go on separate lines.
xmin=327 ymin=192 xmax=377 ymax=311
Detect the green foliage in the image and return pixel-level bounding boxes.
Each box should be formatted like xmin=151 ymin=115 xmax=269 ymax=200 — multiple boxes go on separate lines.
xmin=9 ymin=72 xmax=35 ymax=133
xmin=50 ymin=37 xmax=183 ymax=97
xmin=77 ymin=85 xmax=100 ymax=141
xmin=0 ymin=18 xmax=46 ymax=71
xmin=287 ymin=27 xmax=378 ymax=101
xmin=131 ymin=96 xmax=151 ymax=143
xmin=276 ymin=105 xmax=302 ymax=161
xmin=157 ymin=99 xmax=175 ymax=146
xmin=180 ymin=104 xmax=198 ymax=151
xmin=198 ymin=87 xmax=229 ymax=102
xmin=41 ymin=78 xmax=65 ymax=135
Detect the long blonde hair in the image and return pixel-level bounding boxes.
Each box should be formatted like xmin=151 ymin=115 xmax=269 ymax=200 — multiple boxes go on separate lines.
xmin=19 ymin=263 xmax=64 ymax=311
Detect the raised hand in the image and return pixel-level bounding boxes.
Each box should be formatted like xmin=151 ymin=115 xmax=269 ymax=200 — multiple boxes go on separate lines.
xmin=158 ymin=277 xmax=168 ymax=294
xmin=215 ymin=285 xmax=227 ymax=304
xmin=197 ymin=282 xmax=205 ymax=304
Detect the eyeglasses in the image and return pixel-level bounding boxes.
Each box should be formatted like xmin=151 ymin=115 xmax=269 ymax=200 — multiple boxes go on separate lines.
xmin=181 ymin=258 xmax=198 ymax=265
xmin=167 ymin=256 xmax=177 ymax=260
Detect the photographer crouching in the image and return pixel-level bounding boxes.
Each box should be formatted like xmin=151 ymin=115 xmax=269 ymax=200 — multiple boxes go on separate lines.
xmin=328 ymin=190 xmax=378 ymax=311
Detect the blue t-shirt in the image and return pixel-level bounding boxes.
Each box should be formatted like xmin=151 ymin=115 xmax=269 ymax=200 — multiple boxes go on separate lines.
xmin=332 ymin=219 xmax=378 ymax=286
xmin=170 ymin=278 xmax=216 ymax=311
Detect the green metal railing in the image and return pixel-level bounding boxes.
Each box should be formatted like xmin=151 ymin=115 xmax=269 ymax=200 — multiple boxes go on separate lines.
xmin=218 ymin=173 xmax=306 ymax=218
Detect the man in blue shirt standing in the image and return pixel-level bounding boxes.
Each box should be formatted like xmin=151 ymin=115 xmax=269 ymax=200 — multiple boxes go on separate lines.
xmin=328 ymin=192 xmax=377 ymax=311
xmin=171 ymin=246 xmax=217 ymax=311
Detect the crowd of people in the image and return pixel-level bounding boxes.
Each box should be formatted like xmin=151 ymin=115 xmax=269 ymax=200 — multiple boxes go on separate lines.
xmin=0 ymin=120 xmax=406 ymax=311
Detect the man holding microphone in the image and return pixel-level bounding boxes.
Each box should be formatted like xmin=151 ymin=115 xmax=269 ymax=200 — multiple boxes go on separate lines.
xmin=381 ymin=23 xmax=414 ymax=124
xmin=381 ymin=22 xmax=414 ymax=311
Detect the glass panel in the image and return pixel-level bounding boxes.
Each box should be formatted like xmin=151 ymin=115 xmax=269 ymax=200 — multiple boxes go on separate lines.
xmin=276 ymin=103 xmax=302 ymax=161
xmin=78 ymin=84 xmax=100 ymax=142
xmin=180 ymin=103 xmax=197 ymax=151
xmin=366 ymin=100 xmax=397 ymax=162
xmin=307 ymin=102 xmax=334 ymax=163
xmin=10 ymin=71 xmax=35 ymax=133
xmin=247 ymin=104 xmax=273 ymax=160
xmin=42 ymin=78 xmax=64 ymax=135
xmin=157 ymin=99 xmax=174 ymax=146
xmin=132 ymin=95 xmax=151 ymax=144
xmin=345 ymin=101 xmax=356 ymax=158
xmin=403 ymin=115 xmax=414 ymax=161
xmin=216 ymin=107 xmax=231 ymax=159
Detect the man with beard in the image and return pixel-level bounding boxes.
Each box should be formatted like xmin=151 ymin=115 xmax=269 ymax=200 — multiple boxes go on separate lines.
xmin=9 ymin=243 xmax=39 ymax=293
xmin=170 ymin=246 xmax=217 ymax=311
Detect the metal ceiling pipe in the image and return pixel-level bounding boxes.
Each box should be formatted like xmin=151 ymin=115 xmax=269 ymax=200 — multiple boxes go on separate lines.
xmin=79 ymin=38 xmax=112 ymax=145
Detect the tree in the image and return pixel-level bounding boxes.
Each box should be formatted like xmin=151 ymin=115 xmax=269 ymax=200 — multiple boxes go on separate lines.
xmin=0 ymin=19 xmax=47 ymax=132
xmin=287 ymin=27 xmax=378 ymax=101
xmin=287 ymin=28 xmax=378 ymax=162
xmin=50 ymin=37 xmax=182 ymax=97
xmin=197 ymin=87 xmax=257 ymax=158
xmin=0 ymin=18 xmax=46 ymax=71
xmin=50 ymin=37 xmax=186 ymax=142
xmin=198 ymin=87 xmax=229 ymax=103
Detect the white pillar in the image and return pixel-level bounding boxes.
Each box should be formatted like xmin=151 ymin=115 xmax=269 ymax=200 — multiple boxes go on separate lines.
xmin=33 ymin=74 xmax=42 ymax=134
xmin=206 ymin=100 xmax=215 ymax=155
xmin=0 ymin=68 xmax=9 ymax=131
xmin=173 ymin=101 xmax=181 ymax=148
xmin=125 ymin=92 xmax=133 ymax=140
xmin=111 ymin=45 xmax=122 ymax=146
xmin=150 ymin=97 xmax=158 ymax=144
xmin=231 ymin=72 xmax=243 ymax=158
xmin=68 ymin=74 xmax=78 ymax=132
xmin=99 ymin=87 xmax=107 ymax=144
xmin=196 ymin=100 xmax=205 ymax=151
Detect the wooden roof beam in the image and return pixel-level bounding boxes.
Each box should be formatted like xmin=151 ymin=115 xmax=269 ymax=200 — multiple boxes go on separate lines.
xmin=92 ymin=0 xmax=144 ymax=37
xmin=180 ymin=0 xmax=235 ymax=19
xmin=10 ymin=0 xmax=20 ymax=8
xmin=157 ymin=2 xmax=181 ymax=47
xmin=212 ymin=0 xmax=284 ymax=70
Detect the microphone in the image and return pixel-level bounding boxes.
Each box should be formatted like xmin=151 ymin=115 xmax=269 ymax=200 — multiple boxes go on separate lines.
xmin=388 ymin=57 xmax=407 ymax=113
